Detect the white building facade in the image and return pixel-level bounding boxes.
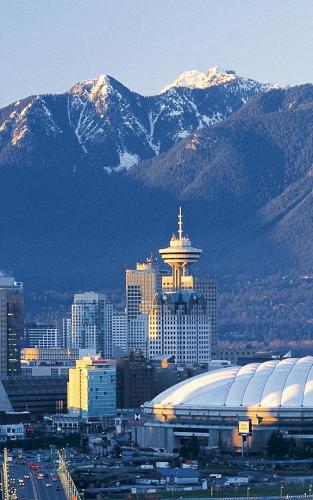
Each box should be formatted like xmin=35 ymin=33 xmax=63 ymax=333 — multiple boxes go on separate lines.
xmin=148 ymin=291 xmax=211 ymax=364
xmin=112 ymin=313 xmax=127 ymax=354
xmin=25 ymin=324 xmax=61 ymax=349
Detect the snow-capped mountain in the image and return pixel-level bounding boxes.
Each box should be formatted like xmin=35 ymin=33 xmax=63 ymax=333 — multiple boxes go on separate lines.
xmin=0 ymin=67 xmax=279 ymax=171
xmin=161 ymin=66 xmax=272 ymax=92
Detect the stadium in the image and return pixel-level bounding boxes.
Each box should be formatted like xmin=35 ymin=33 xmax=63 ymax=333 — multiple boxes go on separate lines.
xmin=136 ymin=357 xmax=313 ymax=453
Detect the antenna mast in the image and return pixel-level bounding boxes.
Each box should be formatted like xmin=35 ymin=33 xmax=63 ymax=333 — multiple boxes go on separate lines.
xmin=178 ymin=206 xmax=183 ymax=240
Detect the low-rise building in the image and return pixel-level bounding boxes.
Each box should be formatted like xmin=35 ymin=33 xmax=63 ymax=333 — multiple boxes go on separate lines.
xmin=2 ymin=376 xmax=67 ymax=416
xmin=24 ymin=322 xmax=62 ymax=349
xmin=49 ymin=413 xmax=80 ymax=433
xmin=0 ymin=423 xmax=25 ymax=441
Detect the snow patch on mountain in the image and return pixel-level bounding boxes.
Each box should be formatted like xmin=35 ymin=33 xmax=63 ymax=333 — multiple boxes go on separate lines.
xmin=201 ymin=112 xmax=224 ymax=126
xmin=176 ymin=130 xmax=189 ymax=139
xmin=12 ymin=125 xmax=28 ymax=145
xmin=147 ymin=112 xmax=160 ymax=155
xmin=161 ymin=66 xmax=238 ymax=92
xmin=117 ymin=151 xmax=139 ymax=170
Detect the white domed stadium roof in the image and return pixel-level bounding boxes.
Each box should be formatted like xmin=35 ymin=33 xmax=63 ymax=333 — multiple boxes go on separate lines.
xmin=150 ymin=357 xmax=313 ymax=409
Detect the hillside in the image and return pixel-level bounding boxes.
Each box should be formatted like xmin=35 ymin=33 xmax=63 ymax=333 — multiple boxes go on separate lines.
xmin=1 ymin=83 xmax=313 ymax=304
xmin=0 ymin=67 xmax=272 ymax=171
xmin=131 ymin=84 xmax=313 ymax=274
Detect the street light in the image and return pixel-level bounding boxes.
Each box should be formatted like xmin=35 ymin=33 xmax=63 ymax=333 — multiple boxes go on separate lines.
xmin=247 ymin=486 xmax=250 ymax=499
xmin=281 ymin=484 xmax=284 ymax=498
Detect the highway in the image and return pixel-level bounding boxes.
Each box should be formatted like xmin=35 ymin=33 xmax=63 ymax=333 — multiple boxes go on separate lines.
xmin=8 ymin=461 xmax=66 ymax=500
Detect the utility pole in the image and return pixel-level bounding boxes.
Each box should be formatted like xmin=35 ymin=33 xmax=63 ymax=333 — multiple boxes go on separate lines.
xmin=57 ymin=448 xmax=82 ymax=500
xmin=2 ymin=448 xmax=10 ymax=500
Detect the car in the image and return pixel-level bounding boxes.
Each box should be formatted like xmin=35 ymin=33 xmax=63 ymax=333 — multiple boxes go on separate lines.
xmin=24 ymin=475 xmax=30 ymax=479
xmin=46 ymin=483 xmax=52 ymax=487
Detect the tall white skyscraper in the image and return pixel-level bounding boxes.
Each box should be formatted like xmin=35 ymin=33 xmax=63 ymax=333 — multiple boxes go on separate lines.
xmin=148 ymin=208 xmax=213 ymax=363
xmin=71 ymin=292 xmax=113 ymax=358
xmin=162 ymin=274 xmax=217 ymax=348
xmin=149 ymin=292 xmax=211 ymax=363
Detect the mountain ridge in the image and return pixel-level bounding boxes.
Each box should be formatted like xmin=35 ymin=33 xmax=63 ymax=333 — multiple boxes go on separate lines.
xmin=0 ymin=67 xmax=277 ymax=171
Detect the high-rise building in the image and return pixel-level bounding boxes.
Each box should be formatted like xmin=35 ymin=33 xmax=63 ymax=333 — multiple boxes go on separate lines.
xmin=126 ymin=259 xmax=161 ymax=320
xmin=0 ymin=278 xmax=24 ymax=378
xmin=149 ymin=291 xmax=211 ymax=363
xmin=162 ymin=275 xmax=217 ymax=347
xmin=71 ymin=292 xmax=113 ymax=357
xmin=128 ymin=314 xmax=148 ymax=355
xmin=24 ymin=322 xmax=62 ymax=349
xmin=126 ymin=259 xmax=161 ymax=353
xmin=117 ymin=352 xmax=156 ymax=408
xmin=148 ymin=208 xmax=212 ymax=363
xmin=67 ymin=357 xmax=116 ymax=418
xmin=62 ymin=317 xmax=72 ymax=348
xmin=112 ymin=312 xmax=127 ymax=354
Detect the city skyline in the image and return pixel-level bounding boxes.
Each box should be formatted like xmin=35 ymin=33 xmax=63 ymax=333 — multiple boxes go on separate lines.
xmin=1 ymin=2 xmax=313 ymax=493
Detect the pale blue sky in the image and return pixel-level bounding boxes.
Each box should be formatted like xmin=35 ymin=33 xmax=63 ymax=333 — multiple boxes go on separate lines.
xmin=1 ymin=0 xmax=313 ymax=107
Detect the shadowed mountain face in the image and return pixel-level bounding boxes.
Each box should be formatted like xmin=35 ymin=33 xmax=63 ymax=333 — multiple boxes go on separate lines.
xmin=1 ymin=80 xmax=313 ymax=294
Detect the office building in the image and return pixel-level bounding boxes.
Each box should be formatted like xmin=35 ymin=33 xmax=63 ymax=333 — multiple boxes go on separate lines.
xmin=62 ymin=317 xmax=72 ymax=348
xmin=2 ymin=376 xmax=67 ymax=416
xmin=128 ymin=314 xmax=148 ymax=356
xmin=126 ymin=259 xmax=161 ymax=320
xmin=0 ymin=423 xmax=25 ymax=442
xmin=149 ymin=292 xmax=211 ymax=364
xmin=116 ymin=352 xmax=156 ymax=408
xmin=67 ymin=357 xmax=116 ymax=419
xmin=21 ymin=347 xmax=96 ymax=363
xmin=126 ymin=259 xmax=161 ymax=353
xmin=21 ymin=364 xmax=70 ymax=378
xmin=21 ymin=347 xmax=97 ymax=378
xmin=71 ymin=292 xmax=113 ymax=357
xmin=0 ymin=277 xmax=24 ymax=378
xmin=112 ymin=312 xmax=127 ymax=354
xmin=24 ymin=322 xmax=61 ymax=349
xmin=163 ymin=275 xmax=217 ymax=348
xmin=148 ymin=209 xmax=212 ymax=363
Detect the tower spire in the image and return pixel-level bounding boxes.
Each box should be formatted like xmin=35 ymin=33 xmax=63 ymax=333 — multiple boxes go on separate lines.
xmin=159 ymin=208 xmax=202 ymax=290
xmin=178 ymin=206 xmax=183 ymax=240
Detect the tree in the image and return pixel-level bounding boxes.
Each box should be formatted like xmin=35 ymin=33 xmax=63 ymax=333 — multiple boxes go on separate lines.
xmin=180 ymin=435 xmax=200 ymax=460
xmin=267 ymin=431 xmax=289 ymax=458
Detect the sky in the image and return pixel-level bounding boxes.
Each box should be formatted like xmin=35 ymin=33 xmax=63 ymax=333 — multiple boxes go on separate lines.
xmin=1 ymin=0 xmax=313 ymax=107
